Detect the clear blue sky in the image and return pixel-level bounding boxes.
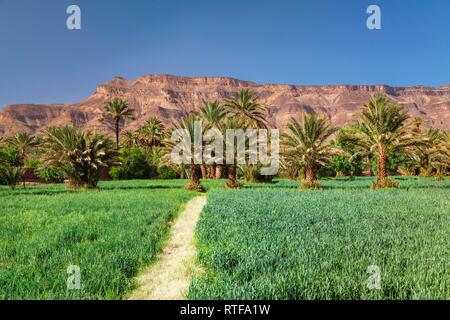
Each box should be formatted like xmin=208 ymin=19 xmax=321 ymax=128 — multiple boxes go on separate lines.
xmin=0 ymin=0 xmax=449 ymax=108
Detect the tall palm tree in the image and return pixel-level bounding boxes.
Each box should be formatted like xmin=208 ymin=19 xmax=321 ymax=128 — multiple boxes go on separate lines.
xmin=224 ymin=89 xmax=268 ymax=129
xmin=282 ymin=113 xmax=343 ymax=188
xmin=40 ymin=125 xmax=116 ymax=189
xmin=166 ymin=114 xmax=206 ymax=192
xmin=352 ymin=95 xmax=423 ymax=188
xmin=223 ymin=89 xmax=268 ymax=187
xmin=5 ymin=132 xmax=37 ymax=165
xmin=101 ymin=98 xmax=135 ymax=149
xmin=137 ymin=116 xmax=166 ymax=149
xmin=200 ymin=100 xmax=225 ymax=179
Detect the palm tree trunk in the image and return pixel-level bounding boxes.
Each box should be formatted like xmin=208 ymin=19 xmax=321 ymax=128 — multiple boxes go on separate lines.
xmin=377 ymin=145 xmax=388 ymax=183
xmin=226 ymin=164 xmax=240 ymax=188
xmin=215 ymin=164 xmax=223 ymax=179
xmin=367 ymin=155 xmax=374 ymax=176
xmin=305 ymin=165 xmax=316 ymax=183
xmin=115 ymin=118 xmax=120 ymax=149
xmin=185 ymin=162 xmax=205 ymax=192
xmin=200 ymin=163 xmax=207 ymax=179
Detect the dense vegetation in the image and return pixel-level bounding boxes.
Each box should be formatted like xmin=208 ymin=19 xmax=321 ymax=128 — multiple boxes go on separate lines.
xmin=0 ymin=180 xmax=200 ymax=299
xmin=189 ymin=177 xmax=450 ymax=299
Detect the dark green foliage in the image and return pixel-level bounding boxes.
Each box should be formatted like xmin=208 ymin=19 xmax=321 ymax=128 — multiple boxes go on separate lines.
xmin=157 ymin=165 xmax=180 ymax=179
xmin=109 ymin=147 xmax=150 ymax=180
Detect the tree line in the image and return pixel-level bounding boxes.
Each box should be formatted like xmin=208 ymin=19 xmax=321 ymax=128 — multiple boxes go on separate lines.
xmin=0 ymin=90 xmax=449 ymax=190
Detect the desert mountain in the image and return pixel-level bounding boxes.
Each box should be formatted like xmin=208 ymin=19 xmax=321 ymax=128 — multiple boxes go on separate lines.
xmin=0 ymin=74 xmax=449 ymax=136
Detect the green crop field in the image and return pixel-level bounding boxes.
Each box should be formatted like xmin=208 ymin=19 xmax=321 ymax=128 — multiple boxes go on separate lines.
xmin=1 ymin=177 xmax=449 ymax=300
xmin=0 ymin=179 xmax=213 ymax=299
xmin=189 ymin=177 xmax=450 ymax=300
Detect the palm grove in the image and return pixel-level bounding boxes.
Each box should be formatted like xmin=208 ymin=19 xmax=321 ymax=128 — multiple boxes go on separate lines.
xmin=0 ymin=91 xmax=449 ymax=190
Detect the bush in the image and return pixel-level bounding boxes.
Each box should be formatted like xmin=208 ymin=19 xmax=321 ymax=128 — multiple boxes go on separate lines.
xmin=0 ymin=166 xmax=23 ymax=189
xmin=0 ymin=147 xmax=20 ymax=167
xmin=157 ymin=165 xmax=180 ymax=179
xmin=113 ymin=148 xmax=150 ymax=180
xmin=35 ymin=165 xmax=65 ymax=182
xmin=24 ymin=159 xmax=40 ymax=169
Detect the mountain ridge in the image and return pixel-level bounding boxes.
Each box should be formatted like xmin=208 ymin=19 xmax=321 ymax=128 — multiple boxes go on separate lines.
xmin=1 ymin=74 xmax=449 ymax=136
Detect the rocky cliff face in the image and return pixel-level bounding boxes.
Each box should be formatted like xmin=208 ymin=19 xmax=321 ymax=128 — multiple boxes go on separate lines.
xmin=0 ymin=74 xmax=449 ymax=136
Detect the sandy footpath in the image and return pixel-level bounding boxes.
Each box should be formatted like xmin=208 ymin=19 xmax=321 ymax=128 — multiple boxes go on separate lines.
xmin=128 ymin=196 xmax=207 ymax=300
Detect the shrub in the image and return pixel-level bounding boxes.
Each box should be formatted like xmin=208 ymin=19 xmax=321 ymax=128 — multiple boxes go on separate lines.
xmin=40 ymin=125 xmax=116 ymax=189
xmin=157 ymin=165 xmax=180 ymax=179
xmin=114 ymin=147 xmax=150 ymax=180
xmin=0 ymin=166 xmax=23 ymax=189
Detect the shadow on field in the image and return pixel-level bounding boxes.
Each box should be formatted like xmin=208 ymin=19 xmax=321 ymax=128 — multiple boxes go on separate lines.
xmin=100 ymin=185 xmax=182 ymax=191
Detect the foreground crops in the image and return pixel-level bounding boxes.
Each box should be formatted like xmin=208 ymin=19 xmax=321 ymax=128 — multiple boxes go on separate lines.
xmin=189 ymin=177 xmax=450 ymax=299
xmin=0 ymin=180 xmax=197 ymax=299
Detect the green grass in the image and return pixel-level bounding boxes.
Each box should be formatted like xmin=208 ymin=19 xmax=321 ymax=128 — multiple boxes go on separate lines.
xmin=189 ymin=177 xmax=450 ymax=300
xmin=0 ymin=179 xmax=210 ymax=299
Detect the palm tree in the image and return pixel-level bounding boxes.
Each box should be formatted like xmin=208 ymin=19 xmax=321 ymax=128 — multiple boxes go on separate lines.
xmin=416 ymin=128 xmax=449 ymax=176
xmin=5 ymin=132 xmax=37 ymax=165
xmin=200 ymin=100 xmax=225 ymax=179
xmin=101 ymin=98 xmax=135 ymax=149
xmin=337 ymin=124 xmax=375 ymax=176
xmin=166 ymin=114 xmax=206 ymax=192
xmin=40 ymin=125 xmax=116 ymax=189
xmin=137 ymin=116 xmax=166 ymax=149
xmin=224 ymin=89 xmax=268 ymax=129
xmin=223 ymin=89 xmax=268 ymax=187
xmin=120 ymin=129 xmax=139 ymax=149
xmin=282 ymin=113 xmax=343 ymax=189
xmin=352 ymin=95 xmax=423 ymax=188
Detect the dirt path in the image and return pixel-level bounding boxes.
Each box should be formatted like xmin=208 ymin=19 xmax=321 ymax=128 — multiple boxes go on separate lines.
xmin=128 ymin=196 xmax=206 ymax=300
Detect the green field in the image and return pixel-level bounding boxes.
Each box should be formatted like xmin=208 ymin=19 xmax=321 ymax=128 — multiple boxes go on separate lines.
xmin=188 ymin=177 xmax=450 ymax=299
xmin=0 ymin=180 xmax=206 ymax=299
xmin=0 ymin=177 xmax=449 ymax=299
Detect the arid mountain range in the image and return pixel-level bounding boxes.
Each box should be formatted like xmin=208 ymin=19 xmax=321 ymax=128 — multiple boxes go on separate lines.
xmin=0 ymin=74 xmax=449 ymax=136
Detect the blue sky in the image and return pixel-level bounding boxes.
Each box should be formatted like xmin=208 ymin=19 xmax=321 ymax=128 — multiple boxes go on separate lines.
xmin=0 ymin=0 xmax=449 ymax=108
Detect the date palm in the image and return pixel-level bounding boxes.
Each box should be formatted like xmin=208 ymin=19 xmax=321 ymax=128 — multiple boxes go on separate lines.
xmin=101 ymin=98 xmax=135 ymax=149
xmin=223 ymin=89 xmax=268 ymax=187
xmin=416 ymin=128 xmax=449 ymax=176
xmin=40 ymin=125 xmax=116 ymax=189
xmin=200 ymin=100 xmax=225 ymax=179
xmin=281 ymin=113 xmax=343 ymax=189
xmin=353 ymin=95 xmax=423 ymax=188
xmin=5 ymin=132 xmax=37 ymax=165
xmin=224 ymin=89 xmax=268 ymax=129
xmin=137 ymin=117 xmax=166 ymax=149
xmin=166 ymin=114 xmax=206 ymax=192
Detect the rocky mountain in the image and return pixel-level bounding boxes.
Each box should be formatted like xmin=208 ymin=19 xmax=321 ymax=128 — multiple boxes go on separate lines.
xmin=0 ymin=74 xmax=449 ymax=136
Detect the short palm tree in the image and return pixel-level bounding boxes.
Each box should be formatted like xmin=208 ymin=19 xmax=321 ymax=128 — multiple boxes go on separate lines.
xmin=40 ymin=125 xmax=116 ymax=189
xmin=5 ymin=132 xmax=37 ymax=165
xmin=282 ymin=113 xmax=343 ymax=188
xmin=137 ymin=116 xmax=166 ymax=149
xmin=101 ymin=98 xmax=135 ymax=149
xmin=352 ymin=95 xmax=424 ymax=188
xmin=416 ymin=128 xmax=449 ymax=176
xmin=166 ymin=114 xmax=206 ymax=192
xmin=120 ymin=129 xmax=139 ymax=149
